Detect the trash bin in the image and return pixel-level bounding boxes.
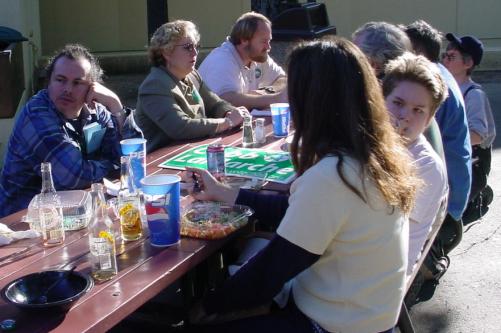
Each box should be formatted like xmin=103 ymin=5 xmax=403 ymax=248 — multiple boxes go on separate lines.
xmin=271 ymin=2 xmax=336 ymax=41
xmin=268 ymin=2 xmax=336 ymax=66
xmin=0 ymin=26 xmax=28 ymax=119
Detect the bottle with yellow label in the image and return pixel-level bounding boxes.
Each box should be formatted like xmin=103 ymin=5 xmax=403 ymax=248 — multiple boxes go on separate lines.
xmin=88 ymin=183 xmax=118 ymax=282
xmin=118 ymin=156 xmax=143 ymax=241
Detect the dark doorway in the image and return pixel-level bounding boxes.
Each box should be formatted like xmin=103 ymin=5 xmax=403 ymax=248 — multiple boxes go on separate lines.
xmin=147 ymin=0 xmax=168 ymax=39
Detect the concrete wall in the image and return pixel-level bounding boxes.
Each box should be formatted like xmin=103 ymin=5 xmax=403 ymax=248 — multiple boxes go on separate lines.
xmin=33 ymin=0 xmax=501 ymax=70
xmin=39 ymin=0 xmax=147 ymax=55
xmin=323 ymin=0 xmax=501 ymax=70
xmin=168 ymin=0 xmax=250 ymax=50
xmin=35 ymin=0 xmax=250 ymax=72
xmin=0 ymin=0 xmax=41 ymax=167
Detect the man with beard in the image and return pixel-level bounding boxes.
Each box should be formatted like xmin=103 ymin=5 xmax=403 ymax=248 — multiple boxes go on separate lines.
xmin=199 ymin=12 xmax=287 ymax=109
xmin=0 ymin=44 xmax=124 ymax=217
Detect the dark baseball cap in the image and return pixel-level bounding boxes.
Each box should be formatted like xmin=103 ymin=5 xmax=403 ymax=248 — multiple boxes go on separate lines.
xmin=445 ymin=33 xmax=484 ymax=66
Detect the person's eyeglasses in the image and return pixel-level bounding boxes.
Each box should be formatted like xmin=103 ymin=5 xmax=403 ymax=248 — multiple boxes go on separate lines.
xmin=441 ymin=52 xmax=457 ymax=61
xmin=175 ymin=42 xmax=200 ymax=53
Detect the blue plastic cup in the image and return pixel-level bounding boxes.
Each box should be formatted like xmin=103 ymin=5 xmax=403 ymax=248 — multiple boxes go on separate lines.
xmin=140 ymin=174 xmax=181 ymax=247
xmin=270 ymin=103 xmax=290 ymax=137
xmin=120 ymin=138 xmax=147 ymax=189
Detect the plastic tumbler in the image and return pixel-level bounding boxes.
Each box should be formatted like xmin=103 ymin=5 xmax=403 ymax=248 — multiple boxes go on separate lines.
xmin=270 ymin=103 xmax=290 ymax=137
xmin=140 ymin=175 xmax=181 ymax=247
xmin=120 ymin=138 xmax=147 ymax=189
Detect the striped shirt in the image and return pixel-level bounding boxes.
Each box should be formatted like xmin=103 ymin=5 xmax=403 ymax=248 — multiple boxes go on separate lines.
xmin=0 ymin=89 xmax=121 ymax=217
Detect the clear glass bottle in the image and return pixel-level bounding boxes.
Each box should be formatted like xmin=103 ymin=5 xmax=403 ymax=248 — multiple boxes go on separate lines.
xmin=254 ymin=118 xmax=266 ymax=144
xmin=242 ymin=114 xmax=255 ymax=147
xmin=117 ymin=156 xmax=143 ymax=241
xmin=88 ymin=183 xmax=118 ymax=282
xmin=38 ymin=162 xmax=65 ymax=246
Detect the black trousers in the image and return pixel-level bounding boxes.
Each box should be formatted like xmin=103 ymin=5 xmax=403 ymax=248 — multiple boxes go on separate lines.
xmin=469 ymin=145 xmax=492 ymax=202
xmin=189 ymin=296 xmax=396 ymax=333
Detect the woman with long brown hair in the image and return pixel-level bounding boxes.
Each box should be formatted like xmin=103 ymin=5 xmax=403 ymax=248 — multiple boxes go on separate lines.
xmin=189 ymin=37 xmax=418 ymax=333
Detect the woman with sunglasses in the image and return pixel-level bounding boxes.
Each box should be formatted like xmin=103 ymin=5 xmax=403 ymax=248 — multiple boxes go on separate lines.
xmin=188 ymin=38 xmax=419 ymax=333
xmin=135 ymin=20 xmax=246 ymax=152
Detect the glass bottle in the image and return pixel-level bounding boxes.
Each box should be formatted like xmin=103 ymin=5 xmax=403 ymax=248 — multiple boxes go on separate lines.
xmin=117 ymin=156 xmax=143 ymax=241
xmin=38 ymin=162 xmax=65 ymax=246
xmin=254 ymin=118 xmax=266 ymax=144
xmin=242 ymin=114 xmax=255 ymax=147
xmin=88 ymin=183 xmax=118 ymax=282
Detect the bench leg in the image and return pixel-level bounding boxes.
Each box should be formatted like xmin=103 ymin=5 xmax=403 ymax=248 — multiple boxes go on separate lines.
xmin=397 ymin=302 xmax=415 ymax=333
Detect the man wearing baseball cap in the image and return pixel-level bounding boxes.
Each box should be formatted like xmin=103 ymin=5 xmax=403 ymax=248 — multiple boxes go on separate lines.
xmin=443 ymin=33 xmax=496 ymax=224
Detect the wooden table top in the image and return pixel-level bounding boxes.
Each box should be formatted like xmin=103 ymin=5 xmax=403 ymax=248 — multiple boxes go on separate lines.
xmin=0 ymin=118 xmax=291 ymax=333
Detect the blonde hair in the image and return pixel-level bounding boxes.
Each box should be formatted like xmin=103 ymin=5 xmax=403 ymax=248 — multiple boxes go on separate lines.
xmin=383 ymin=52 xmax=448 ymax=115
xmin=148 ymin=20 xmax=200 ymax=67
xmin=229 ymin=12 xmax=271 ymax=45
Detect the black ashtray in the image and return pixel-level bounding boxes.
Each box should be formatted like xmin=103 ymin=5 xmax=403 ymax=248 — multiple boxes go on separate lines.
xmin=2 ymin=270 xmax=93 ymax=311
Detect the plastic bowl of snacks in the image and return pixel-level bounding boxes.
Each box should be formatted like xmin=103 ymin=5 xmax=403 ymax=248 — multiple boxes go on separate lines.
xmin=181 ymin=202 xmax=254 ymax=240
xmin=2 ymin=270 xmax=93 ymax=312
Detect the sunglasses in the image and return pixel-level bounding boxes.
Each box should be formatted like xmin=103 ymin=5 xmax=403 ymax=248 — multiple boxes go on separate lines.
xmin=441 ymin=52 xmax=457 ymax=61
xmin=175 ymin=42 xmax=200 ymax=53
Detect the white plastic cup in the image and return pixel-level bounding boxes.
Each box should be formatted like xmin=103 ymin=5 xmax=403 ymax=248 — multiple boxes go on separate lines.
xmin=270 ymin=103 xmax=290 ymax=137
xmin=120 ymin=138 xmax=147 ymax=189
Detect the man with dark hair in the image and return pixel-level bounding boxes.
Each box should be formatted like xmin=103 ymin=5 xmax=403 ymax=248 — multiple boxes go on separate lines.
xmin=404 ymin=20 xmax=442 ymax=62
xmin=0 ymin=44 xmax=125 ymax=217
xmin=199 ymin=12 xmax=287 ymax=109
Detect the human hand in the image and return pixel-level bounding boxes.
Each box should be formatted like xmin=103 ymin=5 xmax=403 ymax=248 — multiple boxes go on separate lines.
xmin=85 ymin=82 xmax=123 ymax=114
xmin=236 ymin=106 xmax=249 ymax=117
xmin=225 ymin=106 xmax=244 ymax=127
xmin=394 ymin=118 xmax=407 ymax=137
xmin=184 ymin=167 xmax=239 ymax=204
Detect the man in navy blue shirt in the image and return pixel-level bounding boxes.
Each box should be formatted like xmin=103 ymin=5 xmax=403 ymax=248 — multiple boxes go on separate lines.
xmin=0 ymin=44 xmax=126 ymax=217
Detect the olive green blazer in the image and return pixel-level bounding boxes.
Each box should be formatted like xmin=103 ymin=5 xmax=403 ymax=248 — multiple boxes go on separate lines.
xmin=135 ymin=67 xmax=235 ymax=152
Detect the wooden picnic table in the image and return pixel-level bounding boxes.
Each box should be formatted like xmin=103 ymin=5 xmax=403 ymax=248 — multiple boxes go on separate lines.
xmin=0 ymin=117 xmax=291 ymax=332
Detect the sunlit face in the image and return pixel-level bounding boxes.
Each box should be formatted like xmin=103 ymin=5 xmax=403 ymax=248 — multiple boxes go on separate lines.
xmin=244 ymin=21 xmax=271 ymax=63
xmin=385 ymin=80 xmax=434 ymax=145
xmin=442 ymin=48 xmax=470 ymax=77
xmin=48 ymin=56 xmax=92 ymax=119
xmin=163 ymin=34 xmax=199 ymax=80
